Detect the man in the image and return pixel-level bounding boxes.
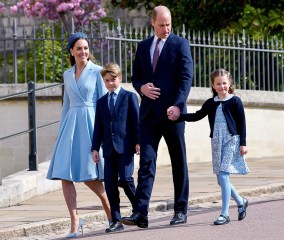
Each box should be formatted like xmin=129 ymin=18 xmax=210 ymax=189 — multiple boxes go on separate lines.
xmin=121 ymin=5 xmax=193 ymax=228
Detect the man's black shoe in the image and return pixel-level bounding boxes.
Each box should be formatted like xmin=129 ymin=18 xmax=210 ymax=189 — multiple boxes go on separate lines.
xmin=120 ymin=213 xmax=148 ymax=228
xmin=105 ymin=222 xmax=124 ymax=233
xmin=170 ymin=212 xmax=187 ymax=225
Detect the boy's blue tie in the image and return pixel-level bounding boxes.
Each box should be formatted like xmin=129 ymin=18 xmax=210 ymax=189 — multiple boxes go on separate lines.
xmin=109 ymin=92 xmax=115 ymax=115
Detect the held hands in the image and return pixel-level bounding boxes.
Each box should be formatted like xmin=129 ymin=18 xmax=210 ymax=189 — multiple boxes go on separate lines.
xmin=92 ymin=150 xmax=100 ymax=163
xmin=240 ymin=146 xmax=248 ymax=156
xmin=141 ymin=83 xmax=160 ymax=100
xmin=167 ymin=106 xmax=181 ymax=121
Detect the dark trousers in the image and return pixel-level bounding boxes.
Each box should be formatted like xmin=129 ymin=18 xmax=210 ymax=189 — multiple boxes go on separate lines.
xmin=104 ymin=150 xmax=136 ymax=222
xmin=134 ymin=119 xmax=189 ymax=216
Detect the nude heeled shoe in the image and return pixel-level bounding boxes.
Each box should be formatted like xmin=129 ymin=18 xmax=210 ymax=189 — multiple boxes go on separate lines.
xmin=66 ymin=218 xmax=84 ymax=238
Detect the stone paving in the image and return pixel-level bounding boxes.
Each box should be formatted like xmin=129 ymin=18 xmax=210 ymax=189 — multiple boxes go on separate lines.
xmin=0 ymin=157 xmax=283 ymax=240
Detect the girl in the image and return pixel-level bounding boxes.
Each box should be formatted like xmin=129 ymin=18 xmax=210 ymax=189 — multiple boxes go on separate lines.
xmin=168 ymin=68 xmax=249 ymax=225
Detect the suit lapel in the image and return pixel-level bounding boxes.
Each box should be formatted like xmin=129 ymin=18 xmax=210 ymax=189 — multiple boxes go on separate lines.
xmin=113 ymin=88 xmax=126 ymax=116
xmin=151 ymin=33 xmax=174 ymax=73
xmin=77 ymin=61 xmax=93 ymax=89
xmin=158 ymin=32 xmax=174 ymax=62
xmin=100 ymin=94 xmax=111 ymax=118
xmin=144 ymin=37 xmax=154 ymax=74
xmin=66 ymin=66 xmax=84 ymax=101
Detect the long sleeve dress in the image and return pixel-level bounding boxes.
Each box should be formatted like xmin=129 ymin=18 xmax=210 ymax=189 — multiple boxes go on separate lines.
xmin=211 ymin=95 xmax=249 ymax=175
xmin=47 ymin=61 xmax=107 ymax=182
xmin=179 ymin=94 xmax=249 ymax=175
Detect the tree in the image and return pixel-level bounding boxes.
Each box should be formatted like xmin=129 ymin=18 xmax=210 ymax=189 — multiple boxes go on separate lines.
xmin=111 ymin=0 xmax=284 ymax=39
xmin=0 ymin=2 xmax=6 ymax=15
xmin=225 ymin=4 xmax=284 ymax=40
xmin=9 ymin=0 xmax=106 ymax=33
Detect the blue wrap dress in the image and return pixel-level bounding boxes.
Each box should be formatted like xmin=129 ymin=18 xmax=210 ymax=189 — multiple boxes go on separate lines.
xmin=47 ymin=61 xmax=107 ymax=182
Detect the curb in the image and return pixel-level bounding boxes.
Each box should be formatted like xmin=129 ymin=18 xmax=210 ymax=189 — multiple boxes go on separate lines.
xmin=0 ymin=162 xmax=61 ymax=208
xmin=1 ymin=183 xmax=283 ymax=240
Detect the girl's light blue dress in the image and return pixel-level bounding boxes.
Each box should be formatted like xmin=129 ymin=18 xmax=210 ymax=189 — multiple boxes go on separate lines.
xmin=211 ymin=95 xmax=250 ymax=175
xmin=47 ymin=61 xmax=107 ymax=182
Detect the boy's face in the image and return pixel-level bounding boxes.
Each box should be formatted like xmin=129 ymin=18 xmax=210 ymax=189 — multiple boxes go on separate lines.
xmin=103 ymin=72 xmax=121 ymax=92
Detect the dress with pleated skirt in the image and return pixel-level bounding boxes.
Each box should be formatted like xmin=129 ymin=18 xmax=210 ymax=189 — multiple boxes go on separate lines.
xmin=47 ymin=61 xmax=107 ymax=182
xmin=211 ymin=95 xmax=250 ymax=175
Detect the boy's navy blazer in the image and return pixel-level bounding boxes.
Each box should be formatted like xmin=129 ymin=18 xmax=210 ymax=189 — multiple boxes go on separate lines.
xmin=92 ymin=87 xmax=139 ymax=157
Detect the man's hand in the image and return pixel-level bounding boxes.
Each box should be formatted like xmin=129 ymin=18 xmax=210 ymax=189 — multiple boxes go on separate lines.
xmin=135 ymin=144 xmax=140 ymax=155
xmin=141 ymin=83 xmax=160 ymax=100
xmin=92 ymin=150 xmax=100 ymax=163
xmin=240 ymin=146 xmax=248 ymax=156
xmin=167 ymin=106 xmax=180 ymax=121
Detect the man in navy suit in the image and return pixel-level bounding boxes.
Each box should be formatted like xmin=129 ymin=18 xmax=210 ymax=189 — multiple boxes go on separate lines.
xmin=92 ymin=63 xmax=140 ymax=233
xmin=121 ymin=5 xmax=193 ymax=228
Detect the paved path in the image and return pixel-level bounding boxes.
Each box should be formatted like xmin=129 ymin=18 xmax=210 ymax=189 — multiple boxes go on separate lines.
xmin=18 ymin=192 xmax=283 ymax=240
xmin=0 ymin=157 xmax=283 ymax=239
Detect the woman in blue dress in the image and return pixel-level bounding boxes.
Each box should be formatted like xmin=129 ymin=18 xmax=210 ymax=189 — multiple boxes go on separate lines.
xmin=47 ymin=32 xmax=111 ymax=238
xmin=168 ymin=68 xmax=249 ymax=225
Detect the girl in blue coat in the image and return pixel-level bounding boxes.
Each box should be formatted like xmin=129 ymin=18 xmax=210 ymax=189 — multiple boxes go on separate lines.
xmin=168 ymin=68 xmax=249 ymax=225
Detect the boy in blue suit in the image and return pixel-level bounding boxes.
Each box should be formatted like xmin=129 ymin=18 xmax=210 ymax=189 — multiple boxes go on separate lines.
xmin=91 ymin=63 xmax=140 ymax=233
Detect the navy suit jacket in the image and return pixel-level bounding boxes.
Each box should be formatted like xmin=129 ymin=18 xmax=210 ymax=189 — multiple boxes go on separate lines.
xmin=131 ymin=32 xmax=193 ymax=121
xmin=91 ymin=88 xmax=139 ymax=158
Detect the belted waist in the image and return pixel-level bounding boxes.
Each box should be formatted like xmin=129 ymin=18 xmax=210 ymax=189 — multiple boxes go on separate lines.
xmin=70 ymin=102 xmax=95 ymax=107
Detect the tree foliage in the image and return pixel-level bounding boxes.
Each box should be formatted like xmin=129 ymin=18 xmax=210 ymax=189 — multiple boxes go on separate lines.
xmin=111 ymin=0 xmax=284 ymax=39
xmin=225 ymin=4 xmax=284 ymax=39
xmin=9 ymin=0 xmax=106 ymax=33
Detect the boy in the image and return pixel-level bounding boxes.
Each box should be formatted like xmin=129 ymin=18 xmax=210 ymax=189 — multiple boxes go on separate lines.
xmin=91 ymin=63 xmax=140 ymax=233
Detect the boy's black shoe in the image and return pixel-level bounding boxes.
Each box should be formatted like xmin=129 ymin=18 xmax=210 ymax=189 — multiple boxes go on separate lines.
xmin=105 ymin=222 xmax=124 ymax=233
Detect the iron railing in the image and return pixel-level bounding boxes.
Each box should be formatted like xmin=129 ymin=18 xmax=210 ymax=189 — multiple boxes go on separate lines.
xmin=0 ymin=82 xmax=63 ymax=185
xmin=1 ymin=19 xmax=284 ymax=90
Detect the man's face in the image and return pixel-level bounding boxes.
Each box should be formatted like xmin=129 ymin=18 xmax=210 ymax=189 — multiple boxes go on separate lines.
xmin=151 ymin=12 xmax=172 ymax=39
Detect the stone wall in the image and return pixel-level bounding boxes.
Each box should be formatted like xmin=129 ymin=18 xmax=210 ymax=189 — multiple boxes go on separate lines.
xmin=1 ymin=83 xmax=284 ymax=179
xmin=0 ymin=0 xmax=36 ymax=36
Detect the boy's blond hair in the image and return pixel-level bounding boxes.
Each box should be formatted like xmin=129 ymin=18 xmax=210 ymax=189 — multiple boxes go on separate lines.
xmin=100 ymin=63 xmax=122 ymax=78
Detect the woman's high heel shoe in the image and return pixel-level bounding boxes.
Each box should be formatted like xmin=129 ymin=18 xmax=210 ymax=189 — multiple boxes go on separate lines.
xmin=66 ymin=218 xmax=84 ymax=238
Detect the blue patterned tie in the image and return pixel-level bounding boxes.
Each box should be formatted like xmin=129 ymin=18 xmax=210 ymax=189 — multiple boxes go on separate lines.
xmin=109 ymin=92 xmax=115 ymax=115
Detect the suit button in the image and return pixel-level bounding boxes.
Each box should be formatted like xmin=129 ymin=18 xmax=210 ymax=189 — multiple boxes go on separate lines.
xmin=112 ymin=133 xmax=115 ymax=136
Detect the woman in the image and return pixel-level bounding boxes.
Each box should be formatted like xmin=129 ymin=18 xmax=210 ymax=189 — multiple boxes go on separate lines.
xmin=47 ymin=32 xmax=111 ymax=238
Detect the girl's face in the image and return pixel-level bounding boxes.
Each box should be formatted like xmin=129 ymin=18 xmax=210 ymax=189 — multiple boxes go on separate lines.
xmin=103 ymin=73 xmax=121 ymax=92
xmin=70 ymin=39 xmax=89 ymax=64
xmin=212 ymin=75 xmax=230 ymax=99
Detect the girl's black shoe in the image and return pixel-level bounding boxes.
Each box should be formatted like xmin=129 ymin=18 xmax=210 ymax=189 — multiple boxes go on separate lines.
xmin=214 ymin=215 xmax=230 ymax=225
xmin=238 ymin=198 xmax=248 ymax=220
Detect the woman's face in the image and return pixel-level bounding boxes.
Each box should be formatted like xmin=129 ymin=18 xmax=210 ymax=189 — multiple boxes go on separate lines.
xmin=70 ymin=39 xmax=89 ymax=64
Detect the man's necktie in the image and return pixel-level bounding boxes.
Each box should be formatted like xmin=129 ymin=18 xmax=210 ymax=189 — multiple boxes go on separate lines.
xmin=109 ymin=92 xmax=115 ymax=115
xmin=152 ymin=38 xmax=161 ymax=72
